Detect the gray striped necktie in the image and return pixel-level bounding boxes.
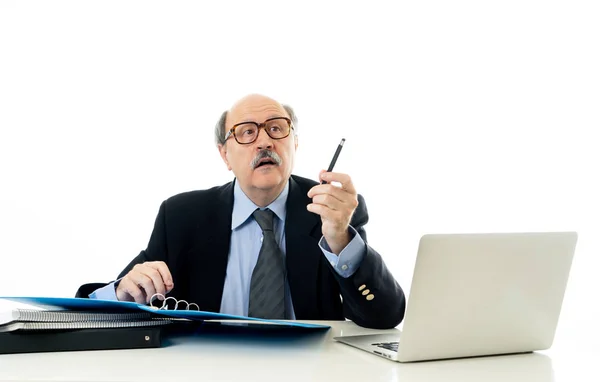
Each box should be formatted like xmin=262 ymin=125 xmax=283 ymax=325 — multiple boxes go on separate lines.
xmin=248 ymin=208 xmax=286 ymax=319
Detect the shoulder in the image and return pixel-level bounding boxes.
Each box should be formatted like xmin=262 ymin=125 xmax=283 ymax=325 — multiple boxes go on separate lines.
xmin=290 ymin=174 xmax=319 ymax=192
xmin=162 ymin=181 xmax=233 ymax=213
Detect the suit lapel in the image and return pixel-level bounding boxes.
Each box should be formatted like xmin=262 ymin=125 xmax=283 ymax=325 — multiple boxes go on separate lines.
xmin=285 ymin=176 xmax=323 ymax=319
xmin=188 ymin=181 xmax=234 ymax=313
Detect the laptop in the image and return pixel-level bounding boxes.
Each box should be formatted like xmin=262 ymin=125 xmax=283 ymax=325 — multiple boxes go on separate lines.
xmin=334 ymin=231 xmax=577 ymax=362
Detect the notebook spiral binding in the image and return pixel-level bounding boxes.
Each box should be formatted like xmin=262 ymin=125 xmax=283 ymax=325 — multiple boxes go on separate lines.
xmin=12 ymin=309 xmax=156 ymax=323
xmin=149 ymin=293 xmax=199 ymax=311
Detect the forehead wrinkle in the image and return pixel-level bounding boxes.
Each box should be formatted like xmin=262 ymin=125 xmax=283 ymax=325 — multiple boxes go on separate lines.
xmin=230 ymin=104 xmax=288 ymax=126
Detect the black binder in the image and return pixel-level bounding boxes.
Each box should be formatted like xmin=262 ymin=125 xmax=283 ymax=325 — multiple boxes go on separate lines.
xmin=0 ymin=326 xmax=163 ymax=354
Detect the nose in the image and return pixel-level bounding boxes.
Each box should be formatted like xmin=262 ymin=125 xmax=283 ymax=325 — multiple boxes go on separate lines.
xmin=255 ymin=127 xmax=274 ymax=150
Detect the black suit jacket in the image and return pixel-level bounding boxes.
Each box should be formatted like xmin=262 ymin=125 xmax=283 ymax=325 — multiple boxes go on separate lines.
xmin=76 ymin=175 xmax=405 ymax=329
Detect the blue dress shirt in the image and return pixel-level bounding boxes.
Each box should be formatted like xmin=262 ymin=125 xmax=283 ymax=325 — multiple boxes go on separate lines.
xmin=90 ymin=180 xmax=366 ymax=319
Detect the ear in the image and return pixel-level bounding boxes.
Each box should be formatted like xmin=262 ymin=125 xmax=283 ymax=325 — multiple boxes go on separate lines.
xmin=294 ymin=134 xmax=298 ymax=151
xmin=218 ymin=143 xmax=232 ymax=171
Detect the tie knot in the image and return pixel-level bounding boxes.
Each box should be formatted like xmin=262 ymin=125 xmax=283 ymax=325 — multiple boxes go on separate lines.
xmin=252 ymin=208 xmax=275 ymax=232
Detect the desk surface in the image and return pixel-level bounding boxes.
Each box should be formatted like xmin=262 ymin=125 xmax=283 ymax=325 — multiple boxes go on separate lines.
xmin=0 ymin=319 xmax=598 ymax=382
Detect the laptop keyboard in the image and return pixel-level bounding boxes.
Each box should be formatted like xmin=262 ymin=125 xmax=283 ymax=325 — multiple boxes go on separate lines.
xmin=372 ymin=342 xmax=399 ymax=352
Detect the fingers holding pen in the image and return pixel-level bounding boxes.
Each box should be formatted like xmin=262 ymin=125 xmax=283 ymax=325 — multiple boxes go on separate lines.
xmin=307 ymin=171 xmax=359 ymax=223
xmin=308 ymin=172 xmax=358 ymax=199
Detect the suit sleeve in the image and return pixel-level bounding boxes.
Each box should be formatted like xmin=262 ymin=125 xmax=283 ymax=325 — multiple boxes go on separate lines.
xmin=75 ymin=201 xmax=169 ymax=298
xmin=329 ymin=194 xmax=406 ymax=329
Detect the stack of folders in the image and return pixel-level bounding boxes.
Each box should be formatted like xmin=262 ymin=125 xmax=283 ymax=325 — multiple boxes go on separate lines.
xmin=0 ymin=309 xmax=174 ymax=354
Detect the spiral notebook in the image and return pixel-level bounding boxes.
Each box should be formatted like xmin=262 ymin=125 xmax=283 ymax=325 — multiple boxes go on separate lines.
xmin=0 ymin=308 xmax=173 ymax=333
xmin=1 ymin=308 xmax=156 ymax=324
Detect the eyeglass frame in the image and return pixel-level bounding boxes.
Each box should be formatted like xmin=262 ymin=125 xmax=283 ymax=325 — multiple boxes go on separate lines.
xmin=224 ymin=117 xmax=294 ymax=145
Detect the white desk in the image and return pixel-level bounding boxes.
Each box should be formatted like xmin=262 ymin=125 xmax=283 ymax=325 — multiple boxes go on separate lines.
xmin=1 ymin=320 xmax=598 ymax=382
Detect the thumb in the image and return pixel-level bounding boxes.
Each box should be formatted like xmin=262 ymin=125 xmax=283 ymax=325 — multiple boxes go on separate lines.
xmin=318 ymin=169 xmax=327 ymax=181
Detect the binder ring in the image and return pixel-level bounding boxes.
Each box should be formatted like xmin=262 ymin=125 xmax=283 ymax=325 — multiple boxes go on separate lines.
xmin=149 ymin=293 xmax=166 ymax=309
xmin=148 ymin=293 xmax=200 ymax=311
xmin=163 ymin=296 xmax=178 ymax=310
xmin=175 ymin=299 xmax=190 ymax=311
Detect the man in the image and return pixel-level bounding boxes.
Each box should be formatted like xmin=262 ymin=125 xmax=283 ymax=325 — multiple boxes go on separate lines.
xmin=76 ymin=94 xmax=405 ymax=329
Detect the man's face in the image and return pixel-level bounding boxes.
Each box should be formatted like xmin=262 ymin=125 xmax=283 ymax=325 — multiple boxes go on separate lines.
xmin=218 ymin=95 xmax=298 ymax=194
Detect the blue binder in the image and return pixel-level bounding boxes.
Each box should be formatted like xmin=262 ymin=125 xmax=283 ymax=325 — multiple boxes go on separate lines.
xmin=0 ymin=296 xmax=331 ymax=330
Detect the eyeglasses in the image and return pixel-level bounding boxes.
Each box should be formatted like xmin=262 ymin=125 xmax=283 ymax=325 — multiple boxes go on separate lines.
xmin=224 ymin=117 xmax=293 ymax=145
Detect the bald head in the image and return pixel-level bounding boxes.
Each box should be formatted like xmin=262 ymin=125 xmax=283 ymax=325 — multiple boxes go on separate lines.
xmin=229 ymin=94 xmax=280 ymax=114
xmin=214 ymin=94 xmax=298 ymax=146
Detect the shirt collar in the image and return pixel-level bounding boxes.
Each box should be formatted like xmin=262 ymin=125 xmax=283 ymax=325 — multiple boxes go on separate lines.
xmin=231 ymin=179 xmax=289 ymax=230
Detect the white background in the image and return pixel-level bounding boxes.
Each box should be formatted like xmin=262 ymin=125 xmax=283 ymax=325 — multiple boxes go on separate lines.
xmin=0 ymin=0 xmax=598 ymax=370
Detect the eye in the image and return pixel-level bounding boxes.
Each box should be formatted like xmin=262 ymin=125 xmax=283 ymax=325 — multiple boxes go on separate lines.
xmin=236 ymin=124 xmax=257 ymax=136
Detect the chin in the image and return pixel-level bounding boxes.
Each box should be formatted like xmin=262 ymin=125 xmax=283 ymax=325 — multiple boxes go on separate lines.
xmin=252 ymin=170 xmax=285 ymax=190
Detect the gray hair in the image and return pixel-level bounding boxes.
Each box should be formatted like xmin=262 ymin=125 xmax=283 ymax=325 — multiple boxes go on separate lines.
xmin=214 ymin=104 xmax=298 ymax=146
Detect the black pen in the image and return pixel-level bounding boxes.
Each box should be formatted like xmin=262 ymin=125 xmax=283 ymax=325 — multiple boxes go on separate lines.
xmin=321 ymin=138 xmax=345 ymax=184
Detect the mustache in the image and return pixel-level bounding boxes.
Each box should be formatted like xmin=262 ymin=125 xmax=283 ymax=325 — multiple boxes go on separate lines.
xmin=251 ymin=150 xmax=282 ymax=169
